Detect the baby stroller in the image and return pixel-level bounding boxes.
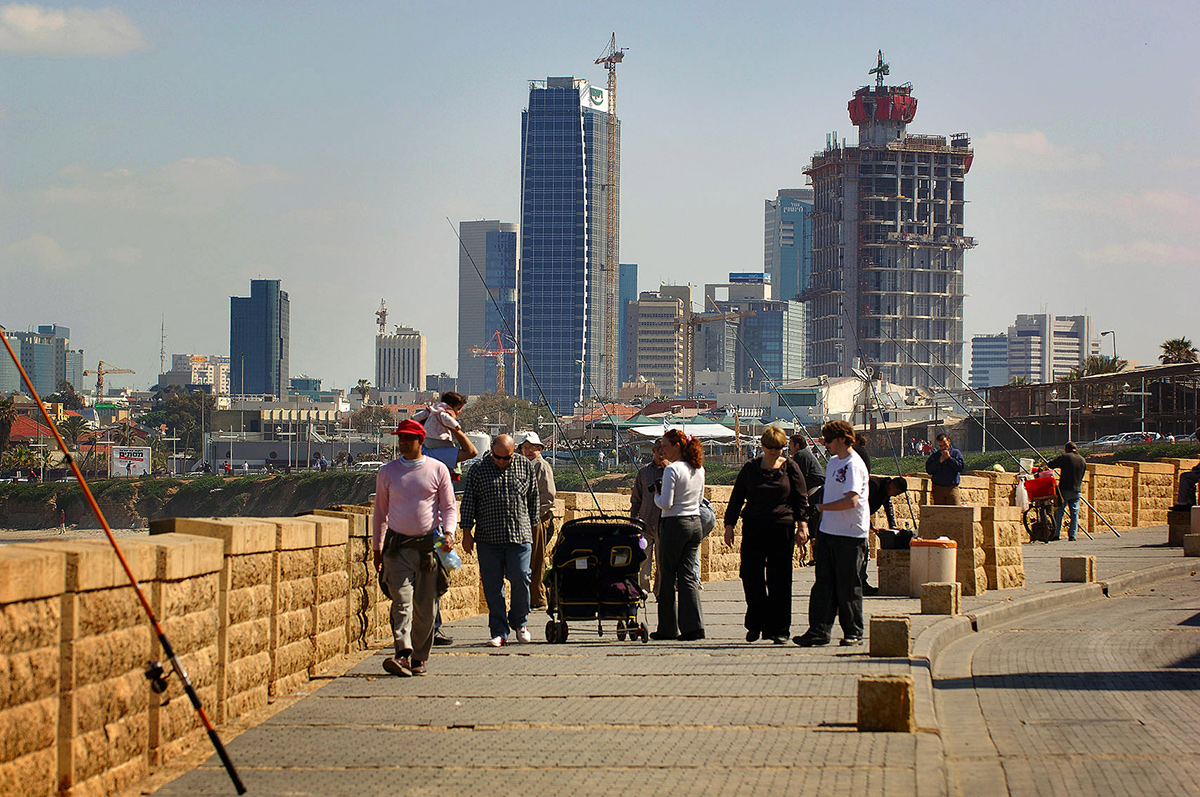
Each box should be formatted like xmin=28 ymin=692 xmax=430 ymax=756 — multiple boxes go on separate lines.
xmin=545 ymin=515 xmax=649 ymax=644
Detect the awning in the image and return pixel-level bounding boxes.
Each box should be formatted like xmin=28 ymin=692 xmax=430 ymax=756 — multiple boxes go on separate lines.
xmin=627 ymin=422 xmax=738 ymax=442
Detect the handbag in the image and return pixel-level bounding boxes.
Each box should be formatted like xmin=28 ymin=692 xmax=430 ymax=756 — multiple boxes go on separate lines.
xmin=698 ymin=497 xmax=717 ymax=537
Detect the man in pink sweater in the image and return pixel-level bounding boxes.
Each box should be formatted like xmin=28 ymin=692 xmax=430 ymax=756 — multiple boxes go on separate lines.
xmin=372 ymin=419 xmax=457 ymax=677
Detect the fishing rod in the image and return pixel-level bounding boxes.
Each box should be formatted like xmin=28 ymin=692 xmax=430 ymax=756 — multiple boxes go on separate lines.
xmin=446 ymin=219 xmax=606 ymax=513
xmin=576 ymin=357 xmax=645 ymax=472
xmin=876 ymin=323 xmax=1115 ymax=539
xmin=0 ymin=326 xmax=246 ymax=794
xmin=702 ymin=295 xmax=827 ymax=460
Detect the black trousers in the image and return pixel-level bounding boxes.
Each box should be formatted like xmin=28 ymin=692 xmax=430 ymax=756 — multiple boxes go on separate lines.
xmin=807 ymin=531 xmax=867 ymax=640
xmin=656 ymin=515 xmax=704 ymax=637
xmin=739 ymin=520 xmax=795 ymax=638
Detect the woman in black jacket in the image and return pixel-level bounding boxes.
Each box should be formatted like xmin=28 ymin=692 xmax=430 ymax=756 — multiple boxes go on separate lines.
xmin=724 ymin=426 xmax=808 ymax=644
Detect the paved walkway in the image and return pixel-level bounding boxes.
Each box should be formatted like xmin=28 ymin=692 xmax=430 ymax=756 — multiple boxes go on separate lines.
xmin=153 ymin=527 xmax=1197 ymax=796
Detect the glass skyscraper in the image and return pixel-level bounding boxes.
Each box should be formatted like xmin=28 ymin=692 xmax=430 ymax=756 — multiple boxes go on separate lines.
xmin=519 ymin=76 xmax=618 ymax=413
xmin=483 ymin=228 xmax=519 ymax=394
xmin=764 ymin=189 xmax=814 ymax=303
xmin=618 ymin=263 xmax=638 ymax=383
xmin=230 ymin=279 xmax=290 ymax=398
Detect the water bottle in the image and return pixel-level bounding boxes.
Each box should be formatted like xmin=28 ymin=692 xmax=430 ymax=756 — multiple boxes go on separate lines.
xmin=434 ymin=532 xmax=462 ymax=570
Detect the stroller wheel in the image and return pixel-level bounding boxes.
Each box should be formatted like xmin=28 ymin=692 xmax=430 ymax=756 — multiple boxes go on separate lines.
xmin=545 ymin=620 xmax=557 ymax=643
xmin=616 ymin=619 xmax=627 ymax=641
xmin=639 ymin=622 xmax=649 ymax=643
xmin=558 ymin=621 xmax=569 ymax=643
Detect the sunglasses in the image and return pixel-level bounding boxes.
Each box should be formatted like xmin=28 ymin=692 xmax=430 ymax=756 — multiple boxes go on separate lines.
xmin=762 ymin=444 xmax=784 ymax=450
xmin=491 ymin=453 xmax=513 ymax=460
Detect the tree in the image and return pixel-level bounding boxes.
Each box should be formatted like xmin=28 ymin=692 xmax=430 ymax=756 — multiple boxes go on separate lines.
xmin=1083 ymin=355 xmax=1126 ymax=376
xmin=1 ymin=444 xmax=33 ymax=470
xmin=57 ymin=416 xmax=89 ymax=449
xmin=355 ymin=379 xmax=372 ymax=404
xmin=1009 ymin=376 xmax=1029 ymax=386
xmin=1160 ymin=337 xmax=1198 ymax=365
xmin=138 ymin=390 xmax=215 ymax=454
xmin=0 ymin=397 xmax=15 ymax=458
xmin=347 ymin=405 xmax=396 ymax=433
xmin=112 ymin=422 xmax=140 ymax=446
xmin=48 ymin=381 xmax=84 ymax=411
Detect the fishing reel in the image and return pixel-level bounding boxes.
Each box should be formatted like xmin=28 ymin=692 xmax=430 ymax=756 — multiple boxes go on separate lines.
xmin=145 ymin=660 xmax=170 ymax=694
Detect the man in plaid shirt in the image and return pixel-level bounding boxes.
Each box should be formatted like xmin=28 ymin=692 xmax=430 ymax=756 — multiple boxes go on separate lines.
xmin=461 ymin=434 xmax=540 ymax=646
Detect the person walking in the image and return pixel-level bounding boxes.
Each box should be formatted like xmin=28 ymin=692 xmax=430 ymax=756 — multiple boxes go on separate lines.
xmin=1047 ymin=442 xmax=1086 ymax=541
xmin=925 ymin=433 xmax=965 ymax=505
xmin=724 ymin=427 xmax=808 ymax=644
xmin=649 ymin=428 xmax=707 ymax=641
xmin=794 ymin=420 xmax=870 ymax=647
xmin=520 ymin=432 xmax=556 ymax=609
xmin=630 ymin=438 xmax=667 ymax=596
xmin=460 ymin=434 xmax=540 ymax=647
xmin=371 ymin=419 xmax=456 ymax=677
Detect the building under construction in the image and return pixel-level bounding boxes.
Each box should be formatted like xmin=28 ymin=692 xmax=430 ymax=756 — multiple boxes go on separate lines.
xmin=804 ymin=53 xmax=974 ymax=389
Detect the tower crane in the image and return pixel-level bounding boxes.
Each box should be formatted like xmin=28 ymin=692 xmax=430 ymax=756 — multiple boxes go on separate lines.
xmin=84 ymin=361 xmax=135 ymax=397
xmin=469 ymin=331 xmax=518 ymax=396
xmin=375 ymin=300 xmax=387 ymax=335
xmin=595 ymin=33 xmax=627 ymax=398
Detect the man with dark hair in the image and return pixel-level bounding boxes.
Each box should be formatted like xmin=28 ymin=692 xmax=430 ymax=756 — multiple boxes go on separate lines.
xmin=862 ymin=476 xmax=909 ymax=595
xmin=794 ymin=420 xmax=870 ymax=647
xmin=1171 ymin=428 xmax=1200 ymax=512
xmin=925 ymin=433 xmax=966 ymax=505
xmin=1048 ymin=442 xmax=1086 ymax=541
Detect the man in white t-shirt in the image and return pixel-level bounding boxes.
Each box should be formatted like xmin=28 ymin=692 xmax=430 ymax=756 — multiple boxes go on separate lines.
xmin=793 ymin=419 xmax=870 ymax=647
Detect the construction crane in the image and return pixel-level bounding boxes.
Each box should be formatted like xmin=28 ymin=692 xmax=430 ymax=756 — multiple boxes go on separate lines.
xmin=84 ymin=361 xmax=135 ymax=397
xmin=595 ymin=33 xmax=627 ymax=399
xmin=375 ymin=299 xmax=387 ymax=335
xmin=469 ymin=331 xmax=518 ymax=396
xmin=676 ymin=311 xmax=755 ymax=398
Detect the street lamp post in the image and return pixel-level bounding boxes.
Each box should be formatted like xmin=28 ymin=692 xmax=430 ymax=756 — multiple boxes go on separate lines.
xmin=1051 ymin=385 xmax=1079 ymax=443
xmin=162 ymin=431 xmax=180 ymax=475
xmin=1123 ymin=379 xmax=1151 ymax=434
xmin=1101 ymin=330 xmax=1116 ymax=362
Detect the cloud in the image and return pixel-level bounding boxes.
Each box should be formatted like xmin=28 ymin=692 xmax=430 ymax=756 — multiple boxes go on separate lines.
xmin=1040 ymin=189 xmax=1200 ymax=228
xmin=1080 ymin=240 xmax=1195 ymax=266
xmin=7 ymin=232 xmax=91 ymax=271
xmin=103 ymin=244 xmax=141 ymax=267
xmin=0 ymin=3 xmax=146 ymax=55
xmin=975 ymin=130 xmax=1103 ymax=172
xmin=34 ymin=156 xmax=289 ymax=214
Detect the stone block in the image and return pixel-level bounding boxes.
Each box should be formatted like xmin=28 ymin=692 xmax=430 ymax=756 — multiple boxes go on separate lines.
xmin=265 ymin=518 xmax=318 ymax=550
xmin=1060 ymin=555 xmax=1096 ymax=583
xmin=868 ymin=615 xmax=910 ymax=658
xmin=877 ymin=549 xmax=910 ymax=596
xmin=0 ymin=748 xmax=55 ymax=797
xmin=920 ymin=582 xmax=960 ymax=615
xmin=165 ymin=518 xmax=275 ymax=555
xmin=295 ymin=514 xmax=349 ymax=547
xmin=147 ymin=534 xmax=224 ymax=581
xmin=704 ymin=485 xmax=734 ymax=503
xmin=0 ymin=547 xmax=65 ymax=604
xmin=1184 ymin=534 xmax=1200 ymax=558
xmin=0 ymin=599 xmax=60 ymax=658
xmin=1168 ymin=510 xmax=1191 ymax=546
xmin=986 ymin=564 xmax=1026 ymax=590
xmin=857 ymin=675 xmax=914 ymax=733
xmin=311 ymin=508 xmax=369 ymax=538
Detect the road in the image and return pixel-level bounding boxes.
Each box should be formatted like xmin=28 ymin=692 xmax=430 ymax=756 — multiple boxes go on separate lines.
xmin=936 ymin=575 xmax=1200 ymax=796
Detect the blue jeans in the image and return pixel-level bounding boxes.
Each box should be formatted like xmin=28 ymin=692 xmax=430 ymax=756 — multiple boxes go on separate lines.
xmin=476 ymin=541 xmax=532 ymax=640
xmin=1054 ymin=490 xmax=1081 ymax=540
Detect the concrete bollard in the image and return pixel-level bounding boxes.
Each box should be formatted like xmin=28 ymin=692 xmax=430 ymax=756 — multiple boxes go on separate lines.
xmin=1184 ymin=534 xmax=1200 ymax=558
xmin=868 ymin=615 xmax=911 ymax=658
xmin=1167 ymin=509 xmax=1191 ymax=547
xmin=920 ymin=582 xmax=960 ymax=615
xmin=1060 ymin=555 xmax=1096 ymax=582
xmin=857 ymin=675 xmax=915 ymax=732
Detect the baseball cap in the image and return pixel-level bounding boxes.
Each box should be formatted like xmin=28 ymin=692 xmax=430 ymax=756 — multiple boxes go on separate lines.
xmin=391 ymin=419 xmax=426 ymax=438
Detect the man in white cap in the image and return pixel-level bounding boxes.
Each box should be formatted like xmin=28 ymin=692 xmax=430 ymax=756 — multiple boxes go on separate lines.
xmin=520 ymin=431 xmax=557 ymax=609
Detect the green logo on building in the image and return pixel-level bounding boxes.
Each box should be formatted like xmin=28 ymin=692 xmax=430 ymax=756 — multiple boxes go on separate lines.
xmin=590 ymin=87 xmax=603 ymax=105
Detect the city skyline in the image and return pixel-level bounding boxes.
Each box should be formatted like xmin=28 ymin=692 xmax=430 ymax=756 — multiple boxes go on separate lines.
xmin=0 ymin=2 xmax=1193 ymax=392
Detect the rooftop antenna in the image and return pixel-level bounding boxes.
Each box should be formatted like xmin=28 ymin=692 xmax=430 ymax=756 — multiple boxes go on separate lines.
xmin=159 ymin=315 xmax=166 ymax=375
xmin=869 ymin=49 xmax=889 ymax=88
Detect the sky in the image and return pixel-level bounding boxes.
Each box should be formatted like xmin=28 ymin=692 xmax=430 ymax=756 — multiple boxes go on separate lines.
xmin=1 ymin=0 xmax=1196 ymax=393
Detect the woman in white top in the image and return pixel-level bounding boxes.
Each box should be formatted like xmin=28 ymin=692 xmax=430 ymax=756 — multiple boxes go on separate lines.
xmin=650 ymin=429 xmax=706 ymax=641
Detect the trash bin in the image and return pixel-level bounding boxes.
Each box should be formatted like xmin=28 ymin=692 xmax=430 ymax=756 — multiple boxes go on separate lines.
xmin=909 ymin=538 xmax=957 ymax=597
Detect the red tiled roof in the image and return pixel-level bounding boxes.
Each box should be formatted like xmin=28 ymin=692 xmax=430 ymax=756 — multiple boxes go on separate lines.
xmin=8 ymin=415 xmax=56 ymax=442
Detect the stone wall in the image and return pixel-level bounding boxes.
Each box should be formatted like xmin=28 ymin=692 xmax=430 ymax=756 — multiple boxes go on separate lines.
xmin=0 ymin=466 xmax=1187 ymax=797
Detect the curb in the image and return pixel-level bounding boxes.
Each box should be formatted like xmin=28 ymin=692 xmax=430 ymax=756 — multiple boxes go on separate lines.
xmin=909 ymin=558 xmax=1198 ymax=797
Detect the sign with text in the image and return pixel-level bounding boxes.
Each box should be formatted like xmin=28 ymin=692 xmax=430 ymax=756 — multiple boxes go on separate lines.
xmin=112 ymin=447 xmax=151 ymax=477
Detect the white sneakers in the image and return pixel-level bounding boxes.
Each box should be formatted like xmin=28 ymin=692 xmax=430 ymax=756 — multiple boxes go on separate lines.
xmin=488 ymin=628 xmax=531 ymax=647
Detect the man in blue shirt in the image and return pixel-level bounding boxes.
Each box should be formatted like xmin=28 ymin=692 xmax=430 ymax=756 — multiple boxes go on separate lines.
xmin=925 ymin=433 xmax=966 ymax=505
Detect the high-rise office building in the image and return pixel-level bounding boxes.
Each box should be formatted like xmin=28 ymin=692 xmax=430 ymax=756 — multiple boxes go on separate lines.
xmin=968 ymin=334 xmax=1009 ymax=389
xmin=805 ymin=54 xmax=974 ymax=388
xmin=376 ymin=325 xmax=427 ymax=392
xmin=160 ymin=354 xmax=231 ymax=394
xmin=230 ymin=279 xmax=290 ymax=398
xmin=764 ymin=189 xmax=814 ymax=302
xmin=0 ymin=325 xmax=85 ymax=396
xmin=519 ymin=76 xmax=618 ymax=412
xmin=630 ymin=290 xmax=687 ymax=398
xmin=701 ymin=274 xmax=806 ymax=392
xmin=457 ymin=220 xmax=518 ymax=396
xmin=619 ymin=263 xmax=638 ymax=383
xmin=1006 ymin=314 xmax=1098 ymax=384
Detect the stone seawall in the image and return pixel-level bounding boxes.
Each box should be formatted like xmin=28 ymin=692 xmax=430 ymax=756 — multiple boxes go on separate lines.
xmin=1 ymin=462 xmax=1192 ymax=796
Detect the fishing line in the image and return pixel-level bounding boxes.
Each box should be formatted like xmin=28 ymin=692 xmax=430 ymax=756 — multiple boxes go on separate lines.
xmin=0 ymin=326 xmax=246 ymax=794
xmin=446 ymin=218 xmax=606 ymax=513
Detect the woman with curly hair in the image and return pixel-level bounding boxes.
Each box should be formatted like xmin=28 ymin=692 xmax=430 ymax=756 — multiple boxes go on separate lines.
xmin=650 ymin=428 xmax=706 ymax=641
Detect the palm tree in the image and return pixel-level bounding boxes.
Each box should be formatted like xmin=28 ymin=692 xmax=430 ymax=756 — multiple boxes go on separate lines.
xmin=1159 ymin=337 xmax=1198 ymax=365
xmin=355 ymin=379 xmax=372 ymax=405
xmin=1082 ymin=355 xmax=1126 ymax=376
xmin=112 ymin=422 xmax=140 ymax=446
xmin=58 ymin=416 xmax=88 ymax=449
xmin=1009 ymin=376 xmax=1029 ymax=386
xmin=1 ymin=444 xmax=33 ymax=470
xmin=0 ymin=397 xmax=15 ymax=457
